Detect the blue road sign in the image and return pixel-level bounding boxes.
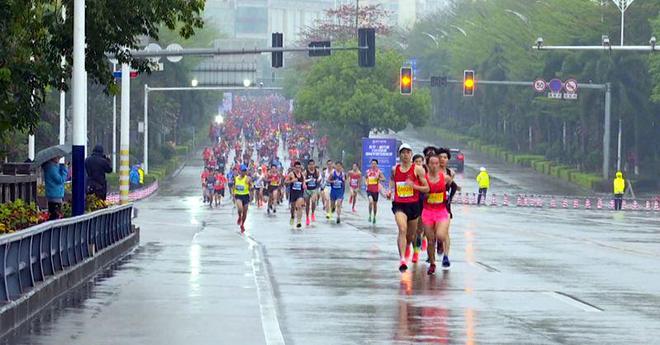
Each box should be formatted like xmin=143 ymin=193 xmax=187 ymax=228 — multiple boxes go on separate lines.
xmin=361 ymin=138 xmax=397 ymax=190
xmin=113 ymin=71 xmax=122 ymax=79
xmin=549 ymin=78 xmax=563 ymax=93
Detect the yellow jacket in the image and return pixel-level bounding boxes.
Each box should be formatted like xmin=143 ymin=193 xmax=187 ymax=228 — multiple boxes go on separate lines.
xmin=476 ymin=171 xmax=490 ymax=189
xmin=613 ymin=172 xmax=625 ymax=195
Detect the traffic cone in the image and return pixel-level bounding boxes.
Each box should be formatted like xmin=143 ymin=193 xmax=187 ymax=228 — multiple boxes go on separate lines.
xmin=654 ymin=201 xmax=660 ymax=211
xmin=597 ymin=198 xmax=603 ymax=209
xmin=632 ymin=200 xmax=639 ymax=210
xmin=562 ymin=199 xmax=568 ymax=208
xmin=503 ymin=193 xmax=509 ymax=207
xmin=609 ymin=200 xmax=615 ymax=210
xmin=645 ymin=200 xmax=651 ymax=211
xmin=573 ymin=199 xmax=579 ymax=209
xmin=490 ymin=194 xmax=496 ymax=206
xmin=622 ymin=200 xmax=627 ymax=210
xmin=516 ymin=195 xmax=522 ymax=207
xmin=585 ymin=199 xmax=592 ymax=209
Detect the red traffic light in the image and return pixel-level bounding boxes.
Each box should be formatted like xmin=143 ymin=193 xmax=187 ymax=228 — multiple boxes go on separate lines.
xmin=400 ymin=67 xmax=413 ymax=95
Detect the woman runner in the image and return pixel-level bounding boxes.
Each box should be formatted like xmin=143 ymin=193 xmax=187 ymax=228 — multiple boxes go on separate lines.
xmin=423 ymin=152 xmax=453 ymax=274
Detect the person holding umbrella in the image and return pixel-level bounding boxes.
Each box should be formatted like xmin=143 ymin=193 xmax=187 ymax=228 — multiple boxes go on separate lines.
xmin=42 ymin=156 xmax=68 ymax=220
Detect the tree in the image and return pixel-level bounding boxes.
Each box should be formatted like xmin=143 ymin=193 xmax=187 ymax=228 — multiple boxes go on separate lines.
xmin=0 ymin=0 xmax=205 ymax=135
xmin=298 ymin=4 xmax=391 ymax=43
xmin=294 ymin=49 xmax=431 ymax=161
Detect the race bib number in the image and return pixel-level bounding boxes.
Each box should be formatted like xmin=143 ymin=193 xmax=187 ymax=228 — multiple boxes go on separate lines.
xmin=236 ymin=185 xmax=245 ymax=192
xmin=333 ymin=180 xmax=343 ymax=188
xmin=396 ymin=182 xmax=413 ymax=198
xmin=350 ymin=179 xmax=358 ymax=187
xmin=367 ymin=177 xmax=379 ymax=185
xmin=292 ymin=182 xmax=303 ymax=191
xmin=427 ymin=192 xmax=445 ymax=204
xmin=207 ymin=183 xmax=214 ymax=189
xmin=307 ymin=180 xmax=316 ymax=188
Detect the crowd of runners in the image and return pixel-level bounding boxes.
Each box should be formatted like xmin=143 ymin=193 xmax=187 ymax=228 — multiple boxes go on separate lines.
xmin=200 ymin=94 xmax=460 ymax=275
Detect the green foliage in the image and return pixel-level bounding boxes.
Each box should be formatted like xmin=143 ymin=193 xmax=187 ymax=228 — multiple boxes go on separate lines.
xmin=0 ymin=199 xmax=43 ymax=234
xmin=409 ymin=0 xmax=660 ymax=179
xmin=293 ymin=48 xmax=431 ymax=159
xmin=0 ymin=0 xmax=205 ymax=136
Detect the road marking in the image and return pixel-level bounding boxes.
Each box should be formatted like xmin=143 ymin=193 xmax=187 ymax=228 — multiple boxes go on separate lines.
xmin=245 ymin=235 xmax=286 ymax=345
xmin=475 ymin=261 xmax=500 ymax=272
xmin=544 ymin=291 xmax=603 ymax=312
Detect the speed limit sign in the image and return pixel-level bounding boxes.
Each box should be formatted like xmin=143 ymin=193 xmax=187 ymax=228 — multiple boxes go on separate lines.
xmin=533 ymin=79 xmax=547 ymax=93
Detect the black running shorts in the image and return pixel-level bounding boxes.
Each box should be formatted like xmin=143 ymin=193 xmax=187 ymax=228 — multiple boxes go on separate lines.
xmin=391 ymin=201 xmax=421 ymax=220
xmin=367 ymin=191 xmax=379 ymax=202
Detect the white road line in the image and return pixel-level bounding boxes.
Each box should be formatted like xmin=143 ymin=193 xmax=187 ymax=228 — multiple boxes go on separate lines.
xmin=246 ymin=236 xmax=286 ymax=345
xmin=543 ymin=291 xmax=603 ymax=312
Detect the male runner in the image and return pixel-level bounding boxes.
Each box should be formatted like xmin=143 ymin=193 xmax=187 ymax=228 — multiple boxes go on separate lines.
xmin=423 ymin=152 xmax=453 ymax=273
xmin=286 ymin=161 xmax=306 ymax=228
xmin=348 ymin=163 xmax=362 ymax=213
xmin=266 ymin=164 xmax=281 ymax=214
xmin=323 ymin=159 xmax=334 ymax=219
xmin=365 ymin=159 xmax=385 ymax=224
xmin=304 ymin=159 xmax=321 ymax=226
xmin=234 ymin=165 xmax=252 ymax=233
xmin=253 ymin=168 xmax=265 ymax=207
xmin=214 ymin=169 xmax=227 ymax=207
xmin=388 ymin=143 xmax=429 ymax=272
xmin=327 ymin=161 xmax=346 ymax=224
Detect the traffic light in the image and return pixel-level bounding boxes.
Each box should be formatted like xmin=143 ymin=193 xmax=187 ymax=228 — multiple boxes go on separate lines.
xmin=400 ymin=67 xmax=413 ymax=95
xmin=463 ymin=70 xmax=475 ymax=96
xmin=272 ymin=32 xmax=283 ymax=68
xmin=308 ymin=41 xmax=331 ymax=57
xmin=358 ymin=28 xmax=376 ymax=67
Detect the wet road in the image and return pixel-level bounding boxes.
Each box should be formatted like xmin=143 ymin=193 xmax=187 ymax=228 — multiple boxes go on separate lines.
xmin=4 ymin=151 xmax=660 ymax=344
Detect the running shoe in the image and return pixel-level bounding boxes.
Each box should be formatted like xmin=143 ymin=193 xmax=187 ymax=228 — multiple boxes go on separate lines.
xmin=412 ymin=249 xmax=420 ymax=263
xmin=273 ymin=208 xmax=277 ymax=213
xmin=336 ymin=217 xmax=341 ymax=224
xmin=368 ymin=215 xmax=372 ymax=223
xmin=352 ymin=207 xmax=356 ymax=213
xmin=427 ymin=264 xmax=436 ymax=275
xmin=306 ymin=217 xmax=310 ymax=226
xmin=240 ymin=225 xmax=245 ymax=234
xmin=399 ymin=260 xmax=408 ymax=272
xmin=421 ymin=238 xmax=428 ymax=251
xmin=296 ymin=222 xmax=302 ymax=229
xmin=311 ymin=213 xmax=316 ymax=222
xmin=442 ymin=255 xmax=451 ymax=270
xmin=404 ymin=245 xmax=411 ymax=261
xmin=372 ymin=217 xmax=376 ymax=225
xmin=326 ymin=212 xmax=331 ymax=219
xmin=290 ymin=217 xmax=294 ymax=225
xmin=267 ymin=207 xmax=271 ymax=215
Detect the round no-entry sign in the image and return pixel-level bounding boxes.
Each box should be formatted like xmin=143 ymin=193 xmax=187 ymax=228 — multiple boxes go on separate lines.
xmin=564 ymin=79 xmax=578 ymax=93
xmin=533 ymin=79 xmax=547 ymax=92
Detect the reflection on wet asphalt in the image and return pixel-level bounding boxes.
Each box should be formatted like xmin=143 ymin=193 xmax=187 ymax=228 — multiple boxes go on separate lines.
xmin=3 ymin=154 xmax=660 ymax=345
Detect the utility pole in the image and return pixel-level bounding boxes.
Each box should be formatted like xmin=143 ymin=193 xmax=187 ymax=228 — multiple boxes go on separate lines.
xmin=112 ymin=63 xmax=117 ymax=172
xmin=71 ymin=0 xmax=86 ymax=216
xmin=120 ymin=63 xmax=130 ymax=205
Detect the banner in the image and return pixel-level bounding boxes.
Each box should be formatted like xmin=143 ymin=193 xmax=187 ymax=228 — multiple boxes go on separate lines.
xmin=361 ymin=138 xmax=397 ymax=189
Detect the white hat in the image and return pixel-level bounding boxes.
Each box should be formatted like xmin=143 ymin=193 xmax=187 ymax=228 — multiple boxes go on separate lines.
xmin=398 ymin=143 xmax=413 ymax=153
xmin=480 ymin=167 xmax=486 ymax=172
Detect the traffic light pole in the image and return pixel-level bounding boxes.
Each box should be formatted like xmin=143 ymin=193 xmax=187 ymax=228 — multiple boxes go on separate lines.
xmin=420 ymin=78 xmax=613 ymax=179
xmin=125 ymin=46 xmax=368 ymax=58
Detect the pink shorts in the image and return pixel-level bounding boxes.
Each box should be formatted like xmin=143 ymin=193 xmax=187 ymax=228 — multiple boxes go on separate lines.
xmin=421 ymin=207 xmax=449 ymax=226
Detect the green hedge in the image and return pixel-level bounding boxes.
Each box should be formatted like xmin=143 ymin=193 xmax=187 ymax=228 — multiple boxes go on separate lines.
xmin=422 ymin=126 xmax=604 ymax=191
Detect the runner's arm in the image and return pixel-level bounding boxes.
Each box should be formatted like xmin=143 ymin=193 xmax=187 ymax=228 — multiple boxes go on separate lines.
xmin=413 ymin=166 xmax=430 ymax=193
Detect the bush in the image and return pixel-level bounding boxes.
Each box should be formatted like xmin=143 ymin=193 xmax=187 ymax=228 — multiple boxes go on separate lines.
xmin=161 ymin=142 xmax=177 ymax=161
xmin=0 ymin=200 xmax=46 ymax=234
xmin=175 ymin=146 xmax=189 ymax=156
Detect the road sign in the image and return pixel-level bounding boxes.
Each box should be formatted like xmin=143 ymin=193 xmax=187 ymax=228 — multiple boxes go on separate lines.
xmin=548 ymin=92 xmax=562 ymax=99
xmin=533 ymin=79 xmax=547 ymax=92
xmin=564 ymin=93 xmax=578 ymax=100
xmin=145 ymin=43 xmax=162 ymax=64
xmin=564 ymin=79 xmax=578 ymax=93
xmin=113 ymin=70 xmax=139 ymax=79
xmin=548 ymin=78 xmax=563 ymax=93
xmin=166 ymin=43 xmax=184 ymax=63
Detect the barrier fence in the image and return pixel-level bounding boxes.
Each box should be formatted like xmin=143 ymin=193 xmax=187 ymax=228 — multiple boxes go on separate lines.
xmin=452 ymin=192 xmax=660 ymax=212
xmin=0 ymin=204 xmax=134 ymax=303
xmin=106 ymin=181 xmax=159 ymax=204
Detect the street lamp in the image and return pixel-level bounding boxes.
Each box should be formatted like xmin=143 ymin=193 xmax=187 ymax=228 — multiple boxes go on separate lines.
xmin=191 ymin=78 xmax=199 ymax=87
xmin=243 ymin=79 xmax=252 ymax=88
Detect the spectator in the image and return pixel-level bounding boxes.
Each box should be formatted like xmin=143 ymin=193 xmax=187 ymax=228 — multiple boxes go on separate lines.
xmin=137 ymin=164 xmax=145 ymax=186
xmin=85 ymin=144 xmax=112 ymax=200
xmin=129 ymin=165 xmax=140 ymax=190
xmin=42 ymin=157 xmax=68 ymax=220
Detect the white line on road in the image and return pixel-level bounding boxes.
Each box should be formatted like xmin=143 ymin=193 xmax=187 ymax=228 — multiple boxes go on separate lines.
xmin=543 ymin=291 xmax=603 ymax=312
xmin=246 ymin=235 xmax=286 ymax=345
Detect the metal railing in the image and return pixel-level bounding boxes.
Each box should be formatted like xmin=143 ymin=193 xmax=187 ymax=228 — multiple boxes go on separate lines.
xmin=0 ymin=175 xmax=38 ymax=205
xmin=0 ymin=204 xmax=134 ymax=303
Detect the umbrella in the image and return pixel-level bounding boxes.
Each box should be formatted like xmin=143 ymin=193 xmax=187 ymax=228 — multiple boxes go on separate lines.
xmin=31 ymin=144 xmax=72 ymax=169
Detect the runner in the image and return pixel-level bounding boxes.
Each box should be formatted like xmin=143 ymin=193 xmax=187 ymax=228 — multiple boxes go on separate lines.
xmin=214 ymin=169 xmax=227 ymax=207
xmin=388 ymin=143 xmax=429 ymax=272
xmin=365 ymin=159 xmax=385 ymax=224
xmin=304 ymin=159 xmax=321 ymax=226
xmin=323 ymin=159 xmax=334 ymax=219
xmin=234 ymin=164 xmax=252 ymax=233
xmin=423 ymin=152 xmax=453 ymax=274
xmin=285 ymin=161 xmax=306 ymax=228
xmin=266 ymin=164 xmax=281 ymax=214
xmin=348 ymin=163 xmax=362 ymax=213
xmin=327 ymin=161 xmax=346 ymax=224
xmin=253 ymin=168 xmax=265 ymax=208
xmin=201 ymin=166 xmax=212 ymax=203
xmin=204 ymin=168 xmax=217 ymax=208
xmin=411 ymin=153 xmax=426 ymax=264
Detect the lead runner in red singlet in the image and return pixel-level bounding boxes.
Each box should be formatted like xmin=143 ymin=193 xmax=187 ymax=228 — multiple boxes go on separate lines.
xmin=388 ymin=143 xmax=429 ymax=272
xmin=423 ymin=153 xmax=454 ymax=274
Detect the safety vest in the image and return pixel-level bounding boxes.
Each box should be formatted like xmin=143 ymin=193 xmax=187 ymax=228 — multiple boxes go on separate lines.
xmin=476 ymin=172 xmax=490 ymax=189
xmin=613 ymin=174 xmax=625 ymax=195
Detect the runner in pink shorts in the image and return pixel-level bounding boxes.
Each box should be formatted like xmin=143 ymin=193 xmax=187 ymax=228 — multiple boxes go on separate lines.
xmin=422 ymin=153 xmax=454 ymax=274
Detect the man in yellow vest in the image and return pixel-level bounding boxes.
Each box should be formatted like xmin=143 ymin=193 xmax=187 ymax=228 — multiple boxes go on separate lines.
xmin=476 ymin=167 xmax=490 ymax=205
xmin=613 ymin=171 xmax=625 ymax=210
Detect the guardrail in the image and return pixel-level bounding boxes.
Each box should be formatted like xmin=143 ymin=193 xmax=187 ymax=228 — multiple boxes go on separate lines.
xmin=0 ymin=204 xmax=134 ymax=303
xmin=0 ymin=175 xmax=38 ymax=204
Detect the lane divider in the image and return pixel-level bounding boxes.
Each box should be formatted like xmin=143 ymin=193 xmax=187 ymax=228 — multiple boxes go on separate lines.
xmin=451 ymin=192 xmax=660 ymax=212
